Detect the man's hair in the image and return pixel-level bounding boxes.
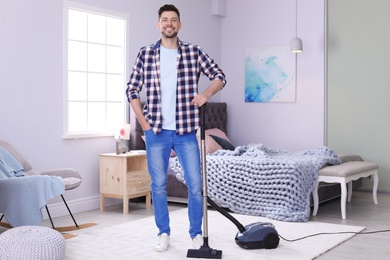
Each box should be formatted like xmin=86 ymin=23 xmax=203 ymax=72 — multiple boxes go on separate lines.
xmin=158 ymin=4 xmax=180 ymax=21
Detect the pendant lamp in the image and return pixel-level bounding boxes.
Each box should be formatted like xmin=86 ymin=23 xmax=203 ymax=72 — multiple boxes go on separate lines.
xmin=291 ymin=0 xmax=303 ymax=52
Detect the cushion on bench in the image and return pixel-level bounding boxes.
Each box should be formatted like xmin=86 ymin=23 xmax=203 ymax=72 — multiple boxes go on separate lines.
xmin=319 ymin=161 xmax=378 ymax=177
xmin=337 ymin=153 xmax=363 ymax=163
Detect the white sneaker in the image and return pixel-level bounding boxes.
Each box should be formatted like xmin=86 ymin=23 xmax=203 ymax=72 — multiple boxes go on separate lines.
xmin=154 ymin=233 xmax=170 ymax=252
xmin=192 ymin=234 xmax=203 ymax=249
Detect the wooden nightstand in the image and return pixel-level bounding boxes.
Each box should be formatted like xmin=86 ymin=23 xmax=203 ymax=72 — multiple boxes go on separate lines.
xmin=99 ymin=152 xmax=151 ymax=213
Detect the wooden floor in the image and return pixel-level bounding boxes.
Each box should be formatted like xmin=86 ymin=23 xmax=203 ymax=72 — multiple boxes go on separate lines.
xmin=311 ymin=190 xmax=390 ymax=259
xmin=5 ymin=190 xmax=390 ymax=259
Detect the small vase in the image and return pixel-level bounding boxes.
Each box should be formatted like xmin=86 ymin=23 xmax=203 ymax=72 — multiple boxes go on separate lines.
xmin=116 ymin=139 xmax=122 ymax=155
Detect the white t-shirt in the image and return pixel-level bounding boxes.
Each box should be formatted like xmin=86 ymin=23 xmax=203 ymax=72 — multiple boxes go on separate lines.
xmin=160 ymin=46 xmax=178 ymax=130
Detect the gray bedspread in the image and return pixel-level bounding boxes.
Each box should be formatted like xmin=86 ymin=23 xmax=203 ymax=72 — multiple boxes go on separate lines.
xmin=171 ymin=144 xmax=341 ymax=222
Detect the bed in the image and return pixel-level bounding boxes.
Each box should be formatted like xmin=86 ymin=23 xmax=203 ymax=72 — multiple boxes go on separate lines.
xmin=129 ymin=102 xmax=361 ymax=222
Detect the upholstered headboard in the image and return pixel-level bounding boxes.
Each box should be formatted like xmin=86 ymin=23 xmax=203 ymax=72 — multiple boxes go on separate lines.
xmin=129 ymin=102 xmax=228 ymax=150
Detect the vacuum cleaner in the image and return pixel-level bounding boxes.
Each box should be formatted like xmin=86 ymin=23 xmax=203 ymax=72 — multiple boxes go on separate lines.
xmin=187 ymin=104 xmax=279 ymax=259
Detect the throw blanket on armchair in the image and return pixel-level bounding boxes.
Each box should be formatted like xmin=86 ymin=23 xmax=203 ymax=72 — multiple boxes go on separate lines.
xmin=0 ymin=147 xmax=65 ymax=227
xmin=171 ymin=144 xmax=341 ymax=222
xmin=0 ymin=147 xmax=25 ymax=177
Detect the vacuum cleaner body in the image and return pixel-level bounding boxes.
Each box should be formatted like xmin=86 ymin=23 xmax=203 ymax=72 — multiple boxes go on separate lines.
xmin=235 ymin=222 xmax=280 ymax=249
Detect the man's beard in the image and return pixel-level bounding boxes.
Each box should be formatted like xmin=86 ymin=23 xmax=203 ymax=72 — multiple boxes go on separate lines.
xmin=162 ymin=31 xmax=178 ymax=39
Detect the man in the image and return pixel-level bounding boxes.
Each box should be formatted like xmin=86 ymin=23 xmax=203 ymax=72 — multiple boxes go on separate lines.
xmin=126 ymin=4 xmax=226 ymax=252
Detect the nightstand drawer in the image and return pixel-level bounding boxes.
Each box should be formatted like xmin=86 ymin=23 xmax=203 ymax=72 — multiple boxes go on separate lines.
xmin=127 ymin=170 xmax=150 ymax=193
xmin=127 ymin=170 xmax=150 ymax=181
xmin=127 ymin=181 xmax=150 ymax=193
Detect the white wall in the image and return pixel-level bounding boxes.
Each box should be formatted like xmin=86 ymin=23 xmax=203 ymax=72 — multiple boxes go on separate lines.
xmin=220 ymin=0 xmax=325 ymax=151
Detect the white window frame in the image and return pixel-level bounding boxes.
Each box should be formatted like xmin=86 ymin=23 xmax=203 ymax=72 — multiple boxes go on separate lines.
xmin=62 ymin=0 xmax=129 ymax=139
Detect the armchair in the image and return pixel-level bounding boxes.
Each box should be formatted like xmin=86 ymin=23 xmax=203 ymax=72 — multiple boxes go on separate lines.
xmin=0 ymin=139 xmax=97 ymax=232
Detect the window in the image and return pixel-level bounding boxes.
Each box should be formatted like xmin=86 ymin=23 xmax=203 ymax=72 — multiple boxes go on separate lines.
xmin=63 ymin=1 xmax=128 ymax=138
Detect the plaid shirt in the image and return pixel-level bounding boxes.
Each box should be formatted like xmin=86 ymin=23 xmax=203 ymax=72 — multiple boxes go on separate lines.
xmin=127 ymin=39 xmax=226 ymax=135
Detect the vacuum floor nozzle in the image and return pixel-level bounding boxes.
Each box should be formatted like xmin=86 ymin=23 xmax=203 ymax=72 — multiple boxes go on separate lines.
xmin=187 ymin=245 xmax=222 ymax=259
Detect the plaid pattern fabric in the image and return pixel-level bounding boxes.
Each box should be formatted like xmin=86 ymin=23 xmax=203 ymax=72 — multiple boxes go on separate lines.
xmin=127 ymin=39 xmax=226 ymax=135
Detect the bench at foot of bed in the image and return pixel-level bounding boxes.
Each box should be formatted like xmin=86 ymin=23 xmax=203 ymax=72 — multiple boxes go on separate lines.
xmin=312 ymin=161 xmax=379 ymax=219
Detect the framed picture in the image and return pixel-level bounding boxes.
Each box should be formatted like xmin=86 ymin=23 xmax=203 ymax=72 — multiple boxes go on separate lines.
xmin=245 ymin=45 xmax=296 ymax=102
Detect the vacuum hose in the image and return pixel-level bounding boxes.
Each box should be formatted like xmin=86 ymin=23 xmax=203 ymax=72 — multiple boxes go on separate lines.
xmin=207 ymin=196 xmax=246 ymax=233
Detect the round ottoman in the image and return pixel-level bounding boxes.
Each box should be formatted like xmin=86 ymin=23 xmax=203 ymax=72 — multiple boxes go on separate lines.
xmin=0 ymin=226 xmax=65 ymax=260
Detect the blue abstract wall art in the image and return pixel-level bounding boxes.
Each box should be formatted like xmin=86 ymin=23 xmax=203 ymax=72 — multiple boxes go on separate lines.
xmin=245 ymin=45 xmax=296 ymax=102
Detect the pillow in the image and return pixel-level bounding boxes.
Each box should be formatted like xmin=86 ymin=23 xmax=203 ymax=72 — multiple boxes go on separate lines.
xmin=209 ymin=135 xmax=235 ymax=151
xmin=337 ymin=153 xmax=363 ymax=163
xmin=197 ymin=135 xmax=223 ymax=154
xmin=205 ymin=128 xmax=231 ymax=142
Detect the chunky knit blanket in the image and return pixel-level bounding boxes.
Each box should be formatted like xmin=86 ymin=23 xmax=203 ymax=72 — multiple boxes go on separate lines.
xmin=170 ymin=144 xmax=341 ymax=222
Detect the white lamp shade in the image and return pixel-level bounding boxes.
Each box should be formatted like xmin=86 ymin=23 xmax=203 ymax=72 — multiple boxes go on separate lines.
xmin=291 ymin=37 xmax=303 ymax=53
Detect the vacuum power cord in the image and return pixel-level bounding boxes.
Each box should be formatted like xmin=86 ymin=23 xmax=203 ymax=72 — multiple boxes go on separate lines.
xmin=279 ymin=229 xmax=390 ymax=242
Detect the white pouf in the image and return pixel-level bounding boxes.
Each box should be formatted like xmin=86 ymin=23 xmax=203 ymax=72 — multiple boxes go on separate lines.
xmin=0 ymin=226 xmax=65 ymax=260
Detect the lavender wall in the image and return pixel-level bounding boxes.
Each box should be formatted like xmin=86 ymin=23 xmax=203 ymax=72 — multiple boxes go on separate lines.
xmin=0 ymin=0 xmax=223 ymax=215
xmin=0 ymin=0 xmax=327 ymax=215
xmin=220 ymin=0 xmax=325 ymax=151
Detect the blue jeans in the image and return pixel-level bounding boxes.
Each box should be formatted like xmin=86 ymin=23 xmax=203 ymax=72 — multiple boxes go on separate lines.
xmin=144 ymin=129 xmax=203 ymax=238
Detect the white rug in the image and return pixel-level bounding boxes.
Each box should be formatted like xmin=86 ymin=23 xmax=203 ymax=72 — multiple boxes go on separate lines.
xmin=64 ymin=209 xmax=365 ymax=260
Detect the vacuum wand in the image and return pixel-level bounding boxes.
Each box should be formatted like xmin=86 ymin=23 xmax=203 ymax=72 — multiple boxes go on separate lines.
xmin=187 ymin=104 xmax=279 ymax=254
xmin=187 ymin=104 xmax=222 ymax=259
xmin=201 ymin=108 xmax=209 ymax=241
